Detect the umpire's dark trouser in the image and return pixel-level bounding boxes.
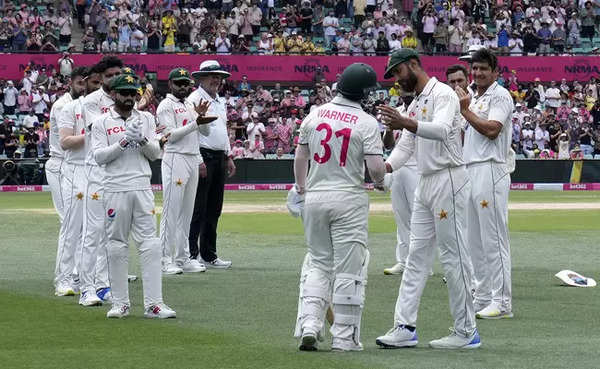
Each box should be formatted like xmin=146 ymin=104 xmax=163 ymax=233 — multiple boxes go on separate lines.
xmin=189 ymin=148 xmax=226 ymax=262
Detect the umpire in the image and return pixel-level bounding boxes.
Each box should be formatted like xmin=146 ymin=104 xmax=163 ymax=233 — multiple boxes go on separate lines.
xmin=187 ymin=60 xmax=235 ymax=269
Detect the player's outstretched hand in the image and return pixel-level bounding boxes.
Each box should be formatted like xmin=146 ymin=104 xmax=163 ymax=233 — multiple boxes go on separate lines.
xmin=377 ymin=105 xmax=407 ymax=130
xmin=193 ymin=99 xmax=211 ymax=117
xmin=455 ymin=86 xmax=471 ymax=112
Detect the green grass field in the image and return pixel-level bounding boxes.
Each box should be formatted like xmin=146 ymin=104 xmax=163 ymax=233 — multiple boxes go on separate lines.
xmin=1 ymin=191 xmax=599 ymax=369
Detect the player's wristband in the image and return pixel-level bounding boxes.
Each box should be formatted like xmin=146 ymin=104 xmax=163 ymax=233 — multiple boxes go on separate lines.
xmin=119 ymin=137 xmax=129 ymax=149
xmin=139 ymin=137 xmax=148 ymax=146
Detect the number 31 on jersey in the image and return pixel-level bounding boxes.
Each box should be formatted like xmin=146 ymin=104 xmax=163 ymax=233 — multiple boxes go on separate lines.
xmin=313 ymin=123 xmax=352 ymax=167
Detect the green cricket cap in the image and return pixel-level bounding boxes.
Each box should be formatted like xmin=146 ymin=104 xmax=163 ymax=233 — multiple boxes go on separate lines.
xmin=384 ymin=49 xmax=420 ymax=79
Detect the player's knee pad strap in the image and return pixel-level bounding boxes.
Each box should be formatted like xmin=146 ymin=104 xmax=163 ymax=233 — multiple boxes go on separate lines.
xmin=334 ymin=313 xmax=361 ymax=326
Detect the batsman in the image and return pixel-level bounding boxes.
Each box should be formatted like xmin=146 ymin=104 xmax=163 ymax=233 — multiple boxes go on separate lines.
xmin=293 ymin=63 xmax=386 ymax=352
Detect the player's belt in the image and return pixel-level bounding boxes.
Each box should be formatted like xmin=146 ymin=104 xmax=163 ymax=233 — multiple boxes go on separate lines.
xmin=200 ymin=148 xmax=225 ymax=160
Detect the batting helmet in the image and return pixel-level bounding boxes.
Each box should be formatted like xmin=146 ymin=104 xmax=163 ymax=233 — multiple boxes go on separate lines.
xmin=337 ymin=63 xmax=379 ymax=101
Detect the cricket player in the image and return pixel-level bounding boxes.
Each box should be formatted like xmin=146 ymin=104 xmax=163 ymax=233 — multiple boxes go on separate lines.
xmin=381 ymin=93 xmax=418 ymax=275
xmin=92 ymin=74 xmax=175 ymax=319
xmin=157 ymin=68 xmax=213 ymax=275
xmin=455 ymin=48 xmax=513 ymax=319
xmin=61 ymin=65 xmax=113 ymax=306
xmin=294 ymin=63 xmax=386 ymax=352
xmin=53 ymin=67 xmax=88 ymax=296
xmin=375 ymin=49 xmax=479 ymax=349
xmin=82 ymin=57 xmax=137 ymax=293
xmin=46 ymin=72 xmax=77 ymax=224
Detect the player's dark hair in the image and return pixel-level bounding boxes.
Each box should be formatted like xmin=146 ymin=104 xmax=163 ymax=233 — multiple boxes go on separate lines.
xmin=445 ymin=64 xmax=469 ymax=79
xmin=96 ymin=56 xmax=124 ymax=73
xmin=470 ymin=48 xmax=498 ymax=71
xmin=70 ymin=66 xmax=88 ymax=80
xmin=88 ymin=63 xmax=104 ymax=76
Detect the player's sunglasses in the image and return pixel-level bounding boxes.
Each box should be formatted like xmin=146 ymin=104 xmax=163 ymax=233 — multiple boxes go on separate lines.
xmin=117 ymin=90 xmax=138 ymax=97
xmin=173 ymin=80 xmax=191 ymax=87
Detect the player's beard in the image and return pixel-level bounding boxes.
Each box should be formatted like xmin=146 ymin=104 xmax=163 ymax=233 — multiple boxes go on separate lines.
xmin=398 ymin=69 xmax=418 ymax=93
xmin=173 ymin=86 xmax=189 ymax=100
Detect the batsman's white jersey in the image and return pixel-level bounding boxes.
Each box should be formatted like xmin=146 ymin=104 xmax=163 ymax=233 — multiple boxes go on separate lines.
xmin=295 ymin=96 xmax=383 ymax=347
xmin=386 ymin=77 xmax=476 ymax=337
xmin=46 ymin=92 xmax=72 ymax=223
xmin=92 ymin=108 xmax=163 ymax=308
xmin=54 ymin=98 xmax=87 ymax=288
xmin=464 ymin=81 xmax=513 ymax=312
xmin=156 ymin=94 xmax=210 ymax=267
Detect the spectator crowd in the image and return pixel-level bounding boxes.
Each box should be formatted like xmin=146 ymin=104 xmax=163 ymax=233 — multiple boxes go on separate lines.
xmin=1 ymin=53 xmax=600 ymax=162
xmin=0 ymin=1 xmax=599 ymax=55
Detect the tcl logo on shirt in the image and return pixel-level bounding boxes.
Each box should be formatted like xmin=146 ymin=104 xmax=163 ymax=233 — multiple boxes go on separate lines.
xmin=107 ymin=126 xmax=126 ymax=135
xmin=174 ymin=108 xmax=187 ymax=114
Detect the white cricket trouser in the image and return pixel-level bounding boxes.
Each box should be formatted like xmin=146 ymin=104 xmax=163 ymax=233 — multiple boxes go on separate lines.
xmin=45 ymin=156 xmax=66 ymax=223
xmin=78 ymin=165 xmax=110 ymax=293
xmin=393 ymin=166 xmax=476 ymax=337
xmin=104 ymin=190 xmax=163 ymax=308
xmin=160 ymin=153 xmax=200 ymax=267
xmin=299 ymin=191 xmax=369 ymax=344
xmin=54 ymin=163 xmax=84 ymax=286
xmin=467 ymin=161 xmax=511 ymax=311
xmin=390 ymin=166 xmax=418 ymax=264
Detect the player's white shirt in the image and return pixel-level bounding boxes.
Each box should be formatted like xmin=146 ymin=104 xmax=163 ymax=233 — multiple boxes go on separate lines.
xmin=49 ymin=92 xmax=72 ymax=159
xmin=83 ymin=87 xmax=114 ymax=121
xmin=298 ymin=95 xmax=383 ymax=193
xmin=463 ymin=81 xmax=513 ymax=165
xmin=57 ymin=97 xmax=87 ymax=165
xmin=387 ymin=77 xmax=464 ymax=175
xmin=83 ymin=87 xmax=115 ymax=166
xmin=188 ymin=87 xmax=230 ymax=155
xmin=156 ymin=93 xmax=210 ymax=155
xmin=91 ymin=107 xmax=160 ymax=192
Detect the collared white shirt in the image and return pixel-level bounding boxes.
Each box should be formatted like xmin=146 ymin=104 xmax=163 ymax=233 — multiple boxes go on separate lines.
xmin=188 ymin=86 xmax=230 ymax=154
xmin=464 ymin=81 xmax=513 ymax=165
xmin=57 ymin=97 xmax=87 ymax=165
xmin=387 ymin=77 xmax=464 ymax=175
xmin=83 ymin=87 xmax=114 ymax=124
xmin=156 ymin=93 xmax=210 ymax=155
xmin=49 ymin=92 xmax=72 ymax=159
xmin=299 ymin=95 xmax=383 ymax=193
xmin=91 ymin=107 xmax=160 ymax=192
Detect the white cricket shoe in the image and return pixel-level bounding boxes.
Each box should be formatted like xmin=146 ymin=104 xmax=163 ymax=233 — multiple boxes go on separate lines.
xmin=429 ymin=328 xmax=481 ymax=349
xmin=106 ymin=304 xmax=130 ymax=318
xmin=375 ymin=325 xmax=418 ymax=348
xmin=331 ymin=338 xmax=364 ymax=352
xmin=298 ymin=330 xmax=318 ymax=351
xmin=128 ymin=274 xmax=137 ymax=282
xmin=473 ymin=300 xmax=490 ymax=314
xmin=476 ymin=302 xmax=513 ymax=319
xmin=162 ymin=263 xmax=183 ymax=275
xmin=79 ymin=290 xmax=102 ymax=307
xmin=144 ymin=303 xmax=176 ymax=319
xmin=203 ymin=257 xmax=232 ymax=269
xmin=182 ymin=259 xmax=206 ymax=273
xmin=55 ymin=281 xmax=75 ymax=296
xmin=383 ymin=263 xmax=405 ymax=275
